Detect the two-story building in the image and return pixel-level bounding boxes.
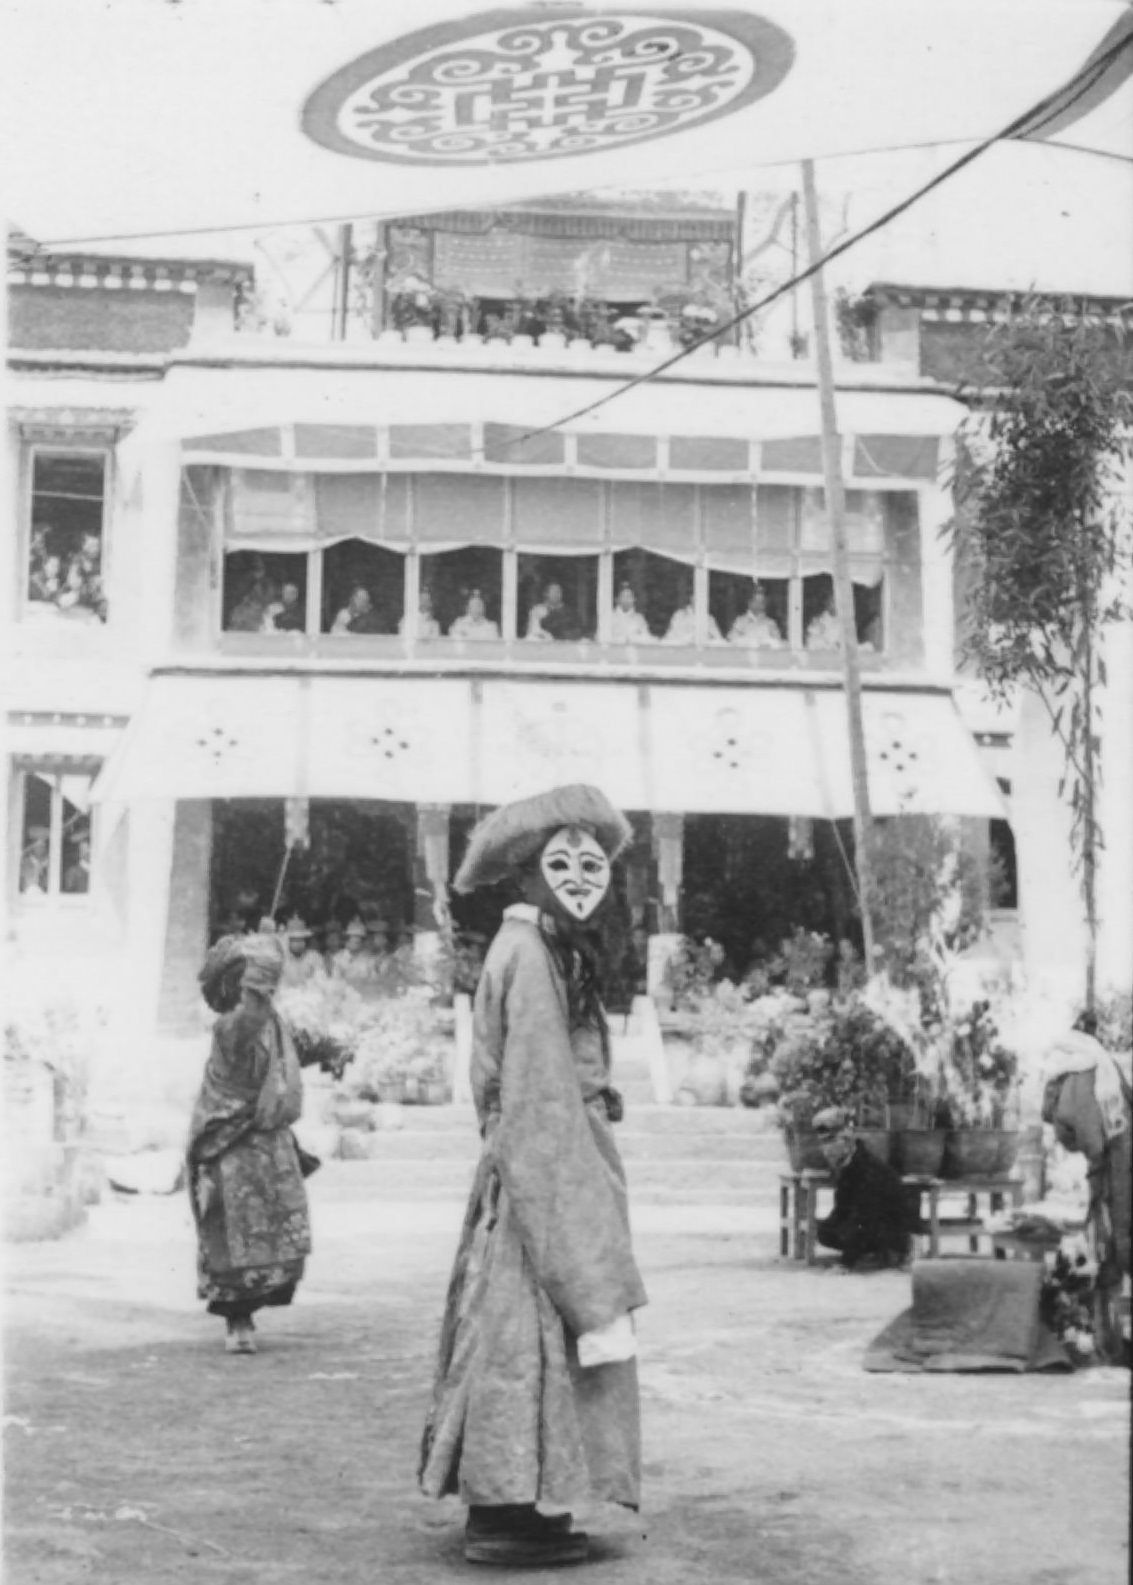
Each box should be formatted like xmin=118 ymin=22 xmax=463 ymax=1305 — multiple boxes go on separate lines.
xmin=5 ymin=213 xmax=1007 ymax=1093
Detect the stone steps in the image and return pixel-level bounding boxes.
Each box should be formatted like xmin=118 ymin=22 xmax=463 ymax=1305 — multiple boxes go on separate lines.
xmin=314 ymin=1156 xmax=784 ymax=1205
xmin=320 ymin=1122 xmax=784 ymax=1164
xmin=311 ymin=1102 xmax=775 ymax=1134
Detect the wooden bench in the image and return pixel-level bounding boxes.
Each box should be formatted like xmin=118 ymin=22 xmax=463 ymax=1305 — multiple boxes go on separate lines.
xmin=779 ymin=1171 xmax=1026 ymax=1265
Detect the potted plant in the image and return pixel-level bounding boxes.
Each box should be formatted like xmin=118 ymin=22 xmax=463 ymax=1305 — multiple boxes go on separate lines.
xmin=770 ymin=992 xmax=914 ymax=1170
xmin=386 ymin=273 xmax=438 ymax=340
xmin=672 ymin=979 xmax=760 ymax=1106
xmin=277 ymin=977 xmax=364 ymax=1081
xmin=937 ymin=998 xmax=1020 ymax=1178
xmin=347 ymin=987 xmax=447 ymax=1107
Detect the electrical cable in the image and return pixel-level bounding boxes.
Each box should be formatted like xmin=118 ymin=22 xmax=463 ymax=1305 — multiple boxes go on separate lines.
xmin=495 ymin=21 xmax=1133 ymax=449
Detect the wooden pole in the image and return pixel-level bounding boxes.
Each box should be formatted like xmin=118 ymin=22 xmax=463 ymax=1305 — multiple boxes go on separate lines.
xmin=800 ymin=160 xmax=877 ymax=969
xmin=333 ymin=223 xmax=353 ymax=341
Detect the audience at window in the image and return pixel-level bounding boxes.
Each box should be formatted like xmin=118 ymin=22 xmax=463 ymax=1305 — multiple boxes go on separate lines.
xmin=26 ymin=523 xmax=106 ymax=623
xmin=728 ymin=584 xmax=784 ymax=649
xmin=449 ymin=590 xmax=500 ymax=640
xmin=609 ymin=584 xmax=654 ymax=644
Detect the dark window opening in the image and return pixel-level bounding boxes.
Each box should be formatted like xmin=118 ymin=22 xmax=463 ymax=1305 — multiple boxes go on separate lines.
xmin=518 ymin=554 xmax=598 ymax=642
xmin=222 ymin=550 xmax=308 ymax=633
xmin=18 ymin=769 xmax=94 ymax=898
xmin=417 ymin=547 xmax=504 ymax=639
xmin=611 ymin=549 xmax=690 ymax=641
xmin=323 ymin=540 xmax=404 ymax=635
xmin=27 ymin=452 xmax=107 ymax=623
xmin=989 ymin=818 xmax=1018 ymax=910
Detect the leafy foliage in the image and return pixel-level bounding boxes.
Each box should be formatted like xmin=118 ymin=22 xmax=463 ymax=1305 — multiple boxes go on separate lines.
xmin=949 ymin=299 xmax=1133 ymax=1007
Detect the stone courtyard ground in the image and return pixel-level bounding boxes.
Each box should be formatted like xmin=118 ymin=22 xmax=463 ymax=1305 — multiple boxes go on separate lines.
xmin=3 ymin=1116 xmax=1130 ymax=1585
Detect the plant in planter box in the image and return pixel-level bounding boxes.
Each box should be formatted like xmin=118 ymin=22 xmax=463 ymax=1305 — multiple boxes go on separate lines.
xmin=770 ymin=993 xmax=915 ymax=1169
xmin=277 ymin=978 xmax=364 ymax=1080
xmin=673 ymin=980 xmax=759 ymax=1106
xmin=936 ymin=998 xmax=1020 ymax=1177
xmin=347 ymin=987 xmax=445 ymax=1104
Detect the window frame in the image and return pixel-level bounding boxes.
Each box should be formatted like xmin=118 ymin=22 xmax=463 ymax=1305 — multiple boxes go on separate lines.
xmin=21 ymin=440 xmax=113 ymax=626
xmin=12 ymin=761 xmax=100 ymax=908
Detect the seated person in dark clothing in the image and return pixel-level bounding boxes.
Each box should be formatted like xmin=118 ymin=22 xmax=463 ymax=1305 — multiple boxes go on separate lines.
xmin=526 ymin=581 xmax=584 ymax=642
xmin=813 ymin=1108 xmax=921 ymax=1270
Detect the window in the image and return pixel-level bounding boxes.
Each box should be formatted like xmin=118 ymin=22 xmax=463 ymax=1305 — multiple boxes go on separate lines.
xmin=610 ymin=549 xmax=689 ymax=643
xmin=322 ymin=540 xmax=404 ymax=636
xmin=518 ymin=553 xmax=598 ymax=642
xmin=26 ymin=451 xmax=108 ymax=623
xmin=222 ymin=550 xmax=309 ymax=634
xmin=417 ymin=547 xmax=504 ymax=640
xmin=17 ymin=768 xmax=95 ymax=900
xmin=709 ymin=572 xmax=789 ymax=650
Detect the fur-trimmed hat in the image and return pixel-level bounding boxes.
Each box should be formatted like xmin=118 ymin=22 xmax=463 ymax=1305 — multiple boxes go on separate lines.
xmin=453 ymin=784 xmax=632 ymax=894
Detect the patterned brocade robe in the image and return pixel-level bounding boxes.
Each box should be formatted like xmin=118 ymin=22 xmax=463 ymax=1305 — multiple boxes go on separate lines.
xmin=187 ymin=1005 xmax=311 ymax=1317
xmin=419 ymin=909 xmax=647 ymax=1510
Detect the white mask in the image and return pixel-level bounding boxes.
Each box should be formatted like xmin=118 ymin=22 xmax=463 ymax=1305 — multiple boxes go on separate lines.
xmin=539 ymin=826 xmax=611 ymax=922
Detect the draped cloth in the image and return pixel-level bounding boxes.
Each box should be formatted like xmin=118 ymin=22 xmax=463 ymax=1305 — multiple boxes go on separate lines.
xmin=419 ymin=914 xmax=647 ymax=1509
xmin=187 ymin=1005 xmax=311 ymax=1318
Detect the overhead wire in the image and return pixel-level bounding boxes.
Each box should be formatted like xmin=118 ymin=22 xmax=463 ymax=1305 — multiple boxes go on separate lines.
xmin=495 ymin=21 xmax=1133 ymax=450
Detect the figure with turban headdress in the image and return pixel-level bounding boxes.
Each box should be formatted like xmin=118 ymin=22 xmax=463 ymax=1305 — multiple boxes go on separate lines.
xmin=187 ymin=932 xmax=313 ymax=1354
xmin=418 ymin=785 xmax=646 ymax=1567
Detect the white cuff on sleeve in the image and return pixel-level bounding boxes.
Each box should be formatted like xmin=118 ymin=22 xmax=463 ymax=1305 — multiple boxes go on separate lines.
xmin=576 ymin=1311 xmax=637 ymax=1368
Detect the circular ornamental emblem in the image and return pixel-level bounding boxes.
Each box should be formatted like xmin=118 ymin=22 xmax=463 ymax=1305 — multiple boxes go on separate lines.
xmin=302 ymin=7 xmax=794 ymax=166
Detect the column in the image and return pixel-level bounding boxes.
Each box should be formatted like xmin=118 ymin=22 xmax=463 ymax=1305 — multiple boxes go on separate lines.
xmin=414 ymin=804 xmax=452 ymax=979
xmin=649 ymin=811 xmax=684 ymax=997
xmin=919 ymin=463 xmax=955 ymax=681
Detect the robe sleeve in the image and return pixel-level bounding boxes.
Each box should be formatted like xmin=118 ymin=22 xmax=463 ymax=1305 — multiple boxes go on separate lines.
xmin=488 ymin=928 xmax=647 ymax=1337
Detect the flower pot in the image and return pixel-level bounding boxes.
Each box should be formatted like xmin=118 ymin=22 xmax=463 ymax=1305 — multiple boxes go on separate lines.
xmin=854 ymin=1128 xmax=893 ymax=1167
xmin=376 ymin=1080 xmax=407 ymax=1105
xmin=784 ymin=1128 xmax=829 ymax=1173
xmin=684 ymin=1051 xmax=728 ymax=1107
xmin=424 ymin=1081 xmax=448 ymax=1106
xmin=404 ymin=324 xmax=435 ymax=345
xmin=942 ymin=1129 xmax=1007 ymax=1179
xmin=996 ymin=1130 xmax=1021 ymax=1175
xmin=892 ymin=1129 xmax=947 ymax=1178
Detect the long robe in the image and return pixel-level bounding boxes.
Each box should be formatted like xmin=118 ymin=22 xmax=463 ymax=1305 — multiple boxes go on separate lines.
xmin=187 ymin=1003 xmax=311 ymax=1318
xmin=419 ymin=914 xmax=647 ymax=1509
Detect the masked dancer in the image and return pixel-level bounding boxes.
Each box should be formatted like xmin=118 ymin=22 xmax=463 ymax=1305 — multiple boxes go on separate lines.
xmin=419 ymin=784 xmax=646 ymax=1566
xmin=188 ymin=932 xmax=313 ymax=1355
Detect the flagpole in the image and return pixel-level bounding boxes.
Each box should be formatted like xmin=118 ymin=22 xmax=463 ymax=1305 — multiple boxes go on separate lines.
xmin=800 ymin=159 xmax=877 ymax=970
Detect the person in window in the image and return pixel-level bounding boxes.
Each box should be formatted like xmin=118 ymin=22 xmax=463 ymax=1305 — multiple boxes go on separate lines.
xmin=331 ymin=585 xmax=383 ymax=636
xmin=229 ymin=575 xmax=276 ymax=633
xmin=609 ymin=583 xmax=654 ymax=645
xmin=76 ymin=531 xmax=102 ymax=580
xmin=28 ymin=552 xmax=63 ymax=606
xmin=812 ymin=1107 xmax=922 ymax=1270
xmin=663 ymin=597 xmax=725 ymax=646
xmin=399 ymin=588 xmax=442 ymax=639
xmin=62 ymin=838 xmax=92 ymax=895
xmin=279 ymin=916 xmax=326 ymax=989
xmin=265 ymin=581 xmax=305 ymax=633
xmin=805 ymin=591 xmax=843 ymax=651
xmin=527 ymin=581 xmax=583 ymax=642
xmin=332 ymin=918 xmax=378 ymax=985
xmin=320 ymin=920 xmax=344 ymax=975
xmin=448 ymin=589 xmax=500 ymax=641
xmin=20 ymin=826 xmax=51 ymax=893
xmin=56 ymin=559 xmax=102 ymax=623
xmin=728 ymin=584 xmax=784 ymax=650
